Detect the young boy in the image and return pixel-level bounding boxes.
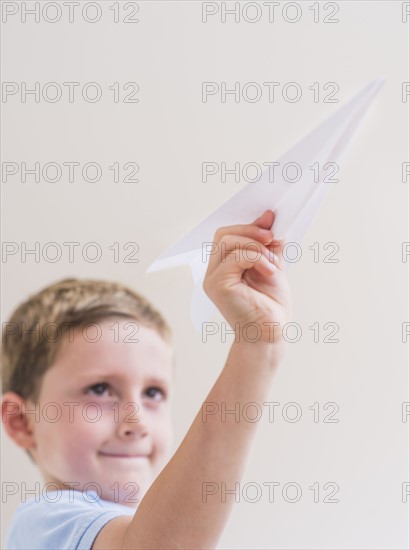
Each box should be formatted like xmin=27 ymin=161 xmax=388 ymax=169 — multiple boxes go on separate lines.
xmin=2 ymin=210 xmax=292 ymax=549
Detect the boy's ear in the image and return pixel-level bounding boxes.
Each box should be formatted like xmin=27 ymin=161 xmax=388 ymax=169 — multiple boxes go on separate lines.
xmin=1 ymin=392 xmax=37 ymax=451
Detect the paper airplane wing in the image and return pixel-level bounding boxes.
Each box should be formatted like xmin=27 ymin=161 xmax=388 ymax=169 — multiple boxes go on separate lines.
xmin=147 ymin=79 xmax=384 ymax=332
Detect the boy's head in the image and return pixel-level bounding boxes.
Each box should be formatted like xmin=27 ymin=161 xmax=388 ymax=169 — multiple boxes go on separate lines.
xmin=1 ymin=278 xmax=174 ymax=507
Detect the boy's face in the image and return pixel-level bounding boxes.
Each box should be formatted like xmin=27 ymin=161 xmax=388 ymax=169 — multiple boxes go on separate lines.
xmin=24 ymin=317 xmax=174 ymax=508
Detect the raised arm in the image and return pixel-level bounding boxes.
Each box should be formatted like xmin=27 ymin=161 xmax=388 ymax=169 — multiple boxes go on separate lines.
xmin=95 ymin=210 xmax=292 ymax=550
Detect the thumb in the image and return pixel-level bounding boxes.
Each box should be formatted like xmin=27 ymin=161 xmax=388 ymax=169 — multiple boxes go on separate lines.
xmin=252 ymin=209 xmax=275 ymax=230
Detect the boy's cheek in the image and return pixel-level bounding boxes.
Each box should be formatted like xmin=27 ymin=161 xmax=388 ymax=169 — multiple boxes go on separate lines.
xmin=156 ymin=422 xmax=174 ymax=458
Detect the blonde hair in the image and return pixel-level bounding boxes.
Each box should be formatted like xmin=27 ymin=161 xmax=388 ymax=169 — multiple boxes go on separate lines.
xmin=1 ymin=278 xmax=172 ymax=404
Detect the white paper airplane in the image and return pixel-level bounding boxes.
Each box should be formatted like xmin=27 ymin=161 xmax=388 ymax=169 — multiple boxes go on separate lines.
xmin=147 ymin=79 xmax=384 ymax=332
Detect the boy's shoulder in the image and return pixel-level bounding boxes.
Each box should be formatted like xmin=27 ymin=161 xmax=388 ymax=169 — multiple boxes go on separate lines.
xmin=5 ymin=489 xmax=135 ymax=550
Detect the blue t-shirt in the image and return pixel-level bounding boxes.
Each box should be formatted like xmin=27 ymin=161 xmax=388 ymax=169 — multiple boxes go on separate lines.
xmin=5 ymin=489 xmax=136 ymax=550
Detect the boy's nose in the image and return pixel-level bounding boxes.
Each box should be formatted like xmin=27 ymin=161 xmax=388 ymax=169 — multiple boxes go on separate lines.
xmin=116 ymin=401 xmax=148 ymax=439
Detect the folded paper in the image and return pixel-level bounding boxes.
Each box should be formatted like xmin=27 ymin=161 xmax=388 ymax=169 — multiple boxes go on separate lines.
xmin=147 ymin=79 xmax=384 ymax=332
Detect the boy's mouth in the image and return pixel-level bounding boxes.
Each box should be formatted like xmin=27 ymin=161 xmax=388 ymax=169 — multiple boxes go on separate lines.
xmin=99 ymin=452 xmax=150 ymax=459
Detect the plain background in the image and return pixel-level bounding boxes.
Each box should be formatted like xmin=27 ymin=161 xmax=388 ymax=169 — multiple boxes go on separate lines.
xmin=1 ymin=1 xmax=409 ymax=548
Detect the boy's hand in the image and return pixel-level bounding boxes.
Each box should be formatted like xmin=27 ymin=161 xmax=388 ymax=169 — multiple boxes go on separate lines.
xmin=203 ymin=210 xmax=292 ymax=346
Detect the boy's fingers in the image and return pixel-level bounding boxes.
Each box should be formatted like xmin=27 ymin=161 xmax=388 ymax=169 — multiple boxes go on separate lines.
xmin=214 ymin=224 xmax=274 ymax=248
xmin=206 ymin=235 xmax=277 ymax=276
xmin=212 ymin=211 xmax=276 ymax=248
xmin=206 ymin=211 xmax=281 ymax=275
xmin=251 ymin=209 xmax=275 ymax=230
xmin=267 ymin=239 xmax=286 ymax=271
xmin=206 ymin=244 xmax=277 ymax=284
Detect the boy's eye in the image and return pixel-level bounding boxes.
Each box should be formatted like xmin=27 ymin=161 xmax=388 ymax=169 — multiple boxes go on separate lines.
xmin=145 ymin=387 xmax=166 ymax=401
xmin=86 ymin=384 xmax=166 ymax=401
xmin=87 ymin=382 xmax=111 ymax=396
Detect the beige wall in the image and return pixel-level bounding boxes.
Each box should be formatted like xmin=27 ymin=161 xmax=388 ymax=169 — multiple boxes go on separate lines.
xmin=1 ymin=1 xmax=409 ymax=548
